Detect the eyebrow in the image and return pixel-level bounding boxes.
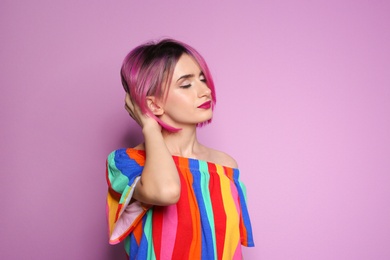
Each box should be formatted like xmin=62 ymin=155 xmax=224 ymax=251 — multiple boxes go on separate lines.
xmin=176 ymin=72 xmax=204 ymax=82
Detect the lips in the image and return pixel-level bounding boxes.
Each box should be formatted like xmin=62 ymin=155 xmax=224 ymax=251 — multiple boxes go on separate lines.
xmin=198 ymin=100 xmax=212 ymax=109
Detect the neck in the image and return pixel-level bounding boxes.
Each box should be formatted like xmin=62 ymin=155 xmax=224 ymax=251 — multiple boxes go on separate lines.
xmin=161 ymin=125 xmax=203 ymax=158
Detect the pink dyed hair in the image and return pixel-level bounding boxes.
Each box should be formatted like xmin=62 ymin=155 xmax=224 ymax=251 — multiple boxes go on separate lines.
xmin=120 ymin=38 xmax=216 ymax=132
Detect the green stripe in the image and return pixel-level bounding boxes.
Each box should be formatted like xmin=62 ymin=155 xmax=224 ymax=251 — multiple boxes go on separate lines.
xmin=239 ymin=181 xmax=248 ymax=201
xmin=107 ymin=151 xmax=129 ymax=194
xmin=144 ymin=209 xmax=156 ymax=260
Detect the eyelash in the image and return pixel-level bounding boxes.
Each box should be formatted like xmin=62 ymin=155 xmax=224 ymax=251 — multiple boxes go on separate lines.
xmin=180 ymin=77 xmax=207 ymax=88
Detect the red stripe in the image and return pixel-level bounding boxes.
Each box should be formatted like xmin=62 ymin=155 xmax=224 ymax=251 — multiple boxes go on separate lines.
xmin=152 ymin=207 xmax=164 ymax=260
xmin=172 ymin=157 xmax=192 ymax=259
xmin=208 ymin=163 xmax=226 ymax=259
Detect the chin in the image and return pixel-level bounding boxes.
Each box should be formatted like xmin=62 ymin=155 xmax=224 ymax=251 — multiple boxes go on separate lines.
xmin=198 ymin=116 xmax=213 ymax=126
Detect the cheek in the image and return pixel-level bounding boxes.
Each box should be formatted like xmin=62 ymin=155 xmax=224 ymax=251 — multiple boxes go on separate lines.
xmin=168 ymin=92 xmax=193 ymax=105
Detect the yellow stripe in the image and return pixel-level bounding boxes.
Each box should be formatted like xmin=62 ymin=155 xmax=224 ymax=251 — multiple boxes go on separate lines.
xmin=107 ymin=192 xmax=120 ymax=237
xmin=215 ymin=165 xmax=240 ymax=260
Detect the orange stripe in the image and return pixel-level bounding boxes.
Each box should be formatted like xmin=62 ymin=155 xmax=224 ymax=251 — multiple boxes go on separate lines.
xmin=180 ymin=158 xmax=202 ymax=259
xmin=224 ymin=166 xmax=234 ymax=180
xmin=133 ymin=218 xmax=143 ymax=245
xmin=126 ymin=148 xmax=146 ymax=166
xmin=240 ymin=210 xmax=248 ymax=245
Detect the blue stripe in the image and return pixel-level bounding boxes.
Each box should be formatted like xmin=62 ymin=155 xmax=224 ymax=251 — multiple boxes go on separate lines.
xmin=233 ymin=169 xmax=254 ymax=246
xmin=137 ymin=214 xmax=150 ymax=259
xmin=114 ymin=149 xmax=143 ymax=185
xmin=129 ymin=233 xmax=139 ymax=259
xmin=189 ymin=159 xmax=215 ymax=260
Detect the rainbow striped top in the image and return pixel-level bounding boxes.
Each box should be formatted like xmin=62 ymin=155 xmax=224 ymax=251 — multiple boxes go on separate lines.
xmin=106 ymin=148 xmax=254 ymax=260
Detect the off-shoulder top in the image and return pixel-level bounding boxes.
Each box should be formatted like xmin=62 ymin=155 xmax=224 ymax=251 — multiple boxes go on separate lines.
xmin=106 ymin=148 xmax=254 ymax=260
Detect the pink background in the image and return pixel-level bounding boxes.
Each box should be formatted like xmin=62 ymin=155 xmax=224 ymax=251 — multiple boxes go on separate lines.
xmin=1 ymin=1 xmax=389 ymax=259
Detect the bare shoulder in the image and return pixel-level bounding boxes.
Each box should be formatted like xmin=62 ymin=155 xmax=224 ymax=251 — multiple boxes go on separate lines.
xmin=133 ymin=143 xmax=145 ymax=150
xmin=201 ymin=147 xmax=238 ymax=169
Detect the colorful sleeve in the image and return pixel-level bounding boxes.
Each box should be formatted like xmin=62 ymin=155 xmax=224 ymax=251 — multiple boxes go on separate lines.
xmin=232 ymin=168 xmax=255 ymax=247
xmin=106 ymin=148 xmax=148 ymax=245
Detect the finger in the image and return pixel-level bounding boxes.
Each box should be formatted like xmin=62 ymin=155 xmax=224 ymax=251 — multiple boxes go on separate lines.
xmin=125 ymin=106 xmax=136 ymax=119
xmin=125 ymin=93 xmax=131 ymax=102
xmin=125 ymin=96 xmax=135 ymax=111
xmin=125 ymin=93 xmax=134 ymax=107
xmin=124 ymin=104 xmax=131 ymax=113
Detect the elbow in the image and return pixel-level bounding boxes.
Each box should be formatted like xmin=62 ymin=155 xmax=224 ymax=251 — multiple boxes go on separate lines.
xmin=157 ymin=184 xmax=181 ymax=205
xmin=136 ymin=181 xmax=181 ymax=206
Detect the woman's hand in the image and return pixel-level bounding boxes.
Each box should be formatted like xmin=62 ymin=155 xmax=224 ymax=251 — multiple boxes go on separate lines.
xmin=124 ymin=93 xmax=180 ymax=206
xmin=124 ymin=93 xmax=161 ymax=131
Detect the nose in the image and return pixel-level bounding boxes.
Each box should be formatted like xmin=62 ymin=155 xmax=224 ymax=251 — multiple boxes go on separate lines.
xmin=198 ymin=81 xmax=212 ymax=98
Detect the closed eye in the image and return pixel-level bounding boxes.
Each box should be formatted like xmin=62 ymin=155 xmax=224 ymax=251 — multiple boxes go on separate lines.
xmin=200 ymin=72 xmax=207 ymax=83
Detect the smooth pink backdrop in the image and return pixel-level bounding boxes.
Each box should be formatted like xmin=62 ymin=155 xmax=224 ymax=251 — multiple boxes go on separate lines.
xmin=1 ymin=1 xmax=389 ymax=259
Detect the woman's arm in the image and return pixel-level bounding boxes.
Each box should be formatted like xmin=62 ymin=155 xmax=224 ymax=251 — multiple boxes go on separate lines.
xmin=124 ymin=94 xmax=180 ymax=206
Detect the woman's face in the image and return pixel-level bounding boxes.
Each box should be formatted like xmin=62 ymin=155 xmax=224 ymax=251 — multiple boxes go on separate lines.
xmin=159 ymin=54 xmax=213 ymax=128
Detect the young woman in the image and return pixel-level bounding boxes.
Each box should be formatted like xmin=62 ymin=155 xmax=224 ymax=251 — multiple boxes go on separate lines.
xmin=106 ymin=39 xmax=254 ymax=260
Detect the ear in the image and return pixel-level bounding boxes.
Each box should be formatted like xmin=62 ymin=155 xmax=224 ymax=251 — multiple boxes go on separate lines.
xmin=146 ymin=96 xmax=164 ymax=116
